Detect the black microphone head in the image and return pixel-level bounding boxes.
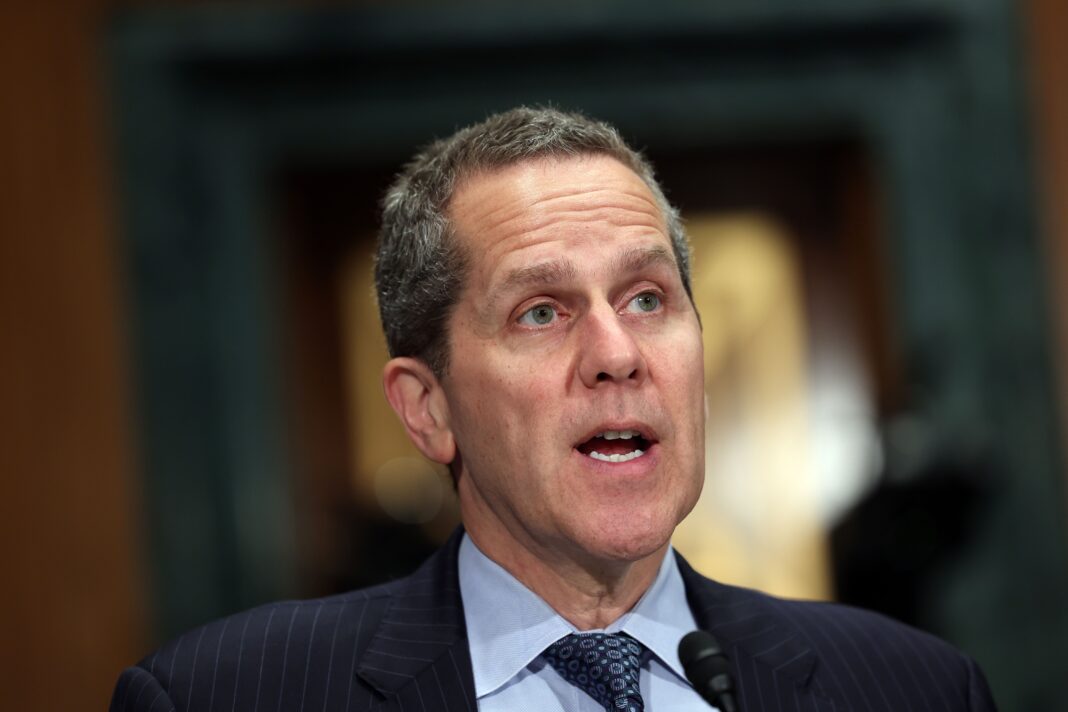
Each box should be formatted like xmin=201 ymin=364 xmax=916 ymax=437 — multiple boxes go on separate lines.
xmin=679 ymin=630 xmax=724 ymax=666
xmin=679 ymin=631 xmax=736 ymax=710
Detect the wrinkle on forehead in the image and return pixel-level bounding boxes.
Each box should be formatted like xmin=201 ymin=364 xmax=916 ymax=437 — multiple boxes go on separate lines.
xmin=448 ymin=156 xmax=667 ymax=248
xmin=500 ymin=191 xmax=664 ymax=238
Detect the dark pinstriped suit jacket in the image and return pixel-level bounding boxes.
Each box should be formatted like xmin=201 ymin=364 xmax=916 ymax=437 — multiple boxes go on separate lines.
xmin=111 ymin=529 xmax=996 ymax=711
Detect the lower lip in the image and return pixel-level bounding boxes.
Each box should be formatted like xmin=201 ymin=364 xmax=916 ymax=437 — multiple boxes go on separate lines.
xmin=572 ymin=442 xmax=660 ymax=477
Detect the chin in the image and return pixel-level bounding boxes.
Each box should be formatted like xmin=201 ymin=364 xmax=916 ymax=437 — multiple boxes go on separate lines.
xmin=577 ymin=513 xmax=676 ymax=565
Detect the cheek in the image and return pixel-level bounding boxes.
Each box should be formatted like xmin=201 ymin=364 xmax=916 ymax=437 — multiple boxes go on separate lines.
xmin=461 ymin=364 xmax=555 ymax=443
xmin=657 ymin=330 xmax=704 ymax=387
xmin=680 ymin=329 xmax=705 ymax=386
xmin=491 ymin=351 xmax=561 ymax=403
xmin=657 ymin=334 xmax=705 ymax=436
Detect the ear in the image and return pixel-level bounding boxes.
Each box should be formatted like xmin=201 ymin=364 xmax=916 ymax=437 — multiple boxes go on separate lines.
xmin=382 ymin=357 xmax=456 ymax=466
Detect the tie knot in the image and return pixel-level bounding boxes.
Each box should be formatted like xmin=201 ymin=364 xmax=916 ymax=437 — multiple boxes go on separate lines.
xmin=543 ymin=632 xmax=645 ymax=711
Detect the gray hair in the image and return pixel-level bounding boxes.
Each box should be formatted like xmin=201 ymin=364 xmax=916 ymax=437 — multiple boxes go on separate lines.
xmin=375 ymin=106 xmax=692 ymax=376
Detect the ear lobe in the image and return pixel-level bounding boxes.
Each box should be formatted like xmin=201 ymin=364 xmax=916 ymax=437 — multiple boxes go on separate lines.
xmin=382 ymin=357 xmax=456 ymax=465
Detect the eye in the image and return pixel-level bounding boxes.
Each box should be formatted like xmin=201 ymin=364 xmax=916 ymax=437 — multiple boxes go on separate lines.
xmin=518 ymin=303 xmax=559 ymax=326
xmin=627 ymin=292 xmax=661 ymax=313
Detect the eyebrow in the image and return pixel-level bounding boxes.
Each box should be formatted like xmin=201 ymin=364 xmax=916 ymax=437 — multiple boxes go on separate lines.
xmin=487 ymin=245 xmax=678 ymax=311
xmin=487 ymin=260 xmax=579 ymax=312
xmin=612 ymin=245 xmax=676 ymax=276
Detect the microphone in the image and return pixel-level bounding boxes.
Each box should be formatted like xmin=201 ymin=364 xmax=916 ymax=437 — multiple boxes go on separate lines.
xmin=678 ymin=630 xmax=739 ymax=712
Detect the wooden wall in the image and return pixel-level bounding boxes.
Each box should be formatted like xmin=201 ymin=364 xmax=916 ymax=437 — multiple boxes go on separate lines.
xmin=1027 ymin=0 xmax=1068 ymax=489
xmin=0 ymin=4 xmax=146 ymax=709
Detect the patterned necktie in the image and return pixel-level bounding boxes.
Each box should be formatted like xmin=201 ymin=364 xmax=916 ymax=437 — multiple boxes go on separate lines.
xmin=543 ymin=632 xmax=646 ymax=711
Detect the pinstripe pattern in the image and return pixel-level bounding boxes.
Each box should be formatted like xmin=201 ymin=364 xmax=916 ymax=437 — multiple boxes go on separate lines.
xmin=678 ymin=555 xmax=997 ymax=711
xmin=111 ymin=530 xmax=472 ymax=712
xmin=112 ymin=530 xmax=996 ymax=710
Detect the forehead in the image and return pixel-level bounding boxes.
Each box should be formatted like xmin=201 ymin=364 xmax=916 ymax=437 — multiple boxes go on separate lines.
xmin=446 ymin=155 xmax=670 ymax=284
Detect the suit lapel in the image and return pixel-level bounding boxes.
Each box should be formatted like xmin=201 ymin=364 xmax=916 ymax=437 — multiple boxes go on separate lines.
xmin=677 ymin=553 xmax=840 ymax=711
xmin=356 ymin=529 xmax=477 ymax=711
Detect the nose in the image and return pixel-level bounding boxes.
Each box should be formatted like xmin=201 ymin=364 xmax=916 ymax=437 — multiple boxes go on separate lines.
xmin=577 ymin=305 xmax=648 ymax=388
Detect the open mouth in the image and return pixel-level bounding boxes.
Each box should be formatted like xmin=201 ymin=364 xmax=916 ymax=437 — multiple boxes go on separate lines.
xmin=575 ymin=429 xmax=655 ymax=463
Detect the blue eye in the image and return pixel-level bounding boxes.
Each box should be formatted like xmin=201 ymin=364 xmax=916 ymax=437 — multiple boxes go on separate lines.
xmin=629 ymin=292 xmax=661 ymax=313
xmin=519 ymin=304 xmax=558 ymax=326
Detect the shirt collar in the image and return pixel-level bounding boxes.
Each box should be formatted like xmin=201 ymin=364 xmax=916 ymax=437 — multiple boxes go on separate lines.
xmin=458 ymin=533 xmax=697 ymax=699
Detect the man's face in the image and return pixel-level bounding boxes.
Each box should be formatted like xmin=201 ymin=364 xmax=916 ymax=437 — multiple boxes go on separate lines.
xmin=441 ymin=154 xmax=705 ymax=569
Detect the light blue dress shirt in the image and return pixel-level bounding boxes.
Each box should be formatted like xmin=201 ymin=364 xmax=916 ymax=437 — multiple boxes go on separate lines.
xmin=458 ymin=534 xmax=716 ymax=711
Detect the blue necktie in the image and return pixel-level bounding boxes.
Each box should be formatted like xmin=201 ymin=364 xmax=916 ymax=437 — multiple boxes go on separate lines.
xmin=543 ymin=632 xmax=646 ymax=711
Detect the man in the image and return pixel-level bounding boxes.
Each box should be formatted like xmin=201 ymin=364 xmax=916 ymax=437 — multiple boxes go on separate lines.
xmin=112 ymin=107 xmax=996 ymax=711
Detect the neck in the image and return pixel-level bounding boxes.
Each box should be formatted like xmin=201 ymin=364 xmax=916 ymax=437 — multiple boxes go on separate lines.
xmin=465 ymin=524 xmax=668 ymax=631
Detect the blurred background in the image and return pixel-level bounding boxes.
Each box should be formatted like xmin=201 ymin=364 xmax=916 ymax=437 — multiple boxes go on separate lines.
xmin=3 ymin=0 xmax=1068 ymax=709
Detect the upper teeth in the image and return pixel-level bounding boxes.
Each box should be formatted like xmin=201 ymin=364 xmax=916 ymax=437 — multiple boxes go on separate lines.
xmin=598 ymin=429 xmax=641 ymax=440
